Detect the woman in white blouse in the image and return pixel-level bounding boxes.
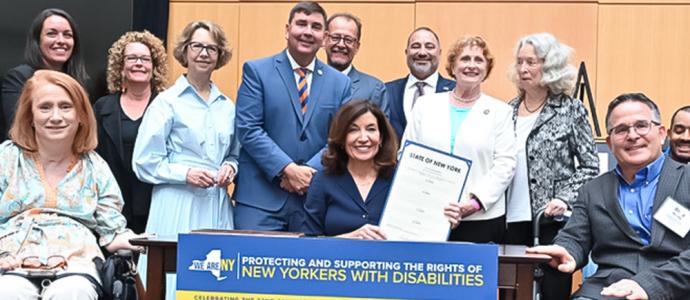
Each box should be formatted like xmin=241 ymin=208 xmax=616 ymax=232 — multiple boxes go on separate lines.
xmin=401 ymin=36 xmax=516 ymax=243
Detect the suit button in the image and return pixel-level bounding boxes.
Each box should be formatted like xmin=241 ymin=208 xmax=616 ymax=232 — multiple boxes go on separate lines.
xmin=530 ymin=179 xmax=537 ymax=184
xmin=362 ymin=214 xmax=367 ymax=219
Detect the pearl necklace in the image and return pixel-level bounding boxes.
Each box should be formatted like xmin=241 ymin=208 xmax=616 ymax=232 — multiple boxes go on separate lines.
xmin=451 ymin=89 xmax=480 ymax=103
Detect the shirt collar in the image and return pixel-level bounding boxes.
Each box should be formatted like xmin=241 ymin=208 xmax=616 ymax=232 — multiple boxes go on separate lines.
xmin=172 ymin=75 xmax=227 ymax=102
xmin=341 ymin=64 xmax=353 ymax=75
xmin=615 ymin=154 xmax=665 ymax=186
xmin=285 ymin=49 xmax=316 ymax=73
xmin=406 ymin=71 xmax=439 ymax=90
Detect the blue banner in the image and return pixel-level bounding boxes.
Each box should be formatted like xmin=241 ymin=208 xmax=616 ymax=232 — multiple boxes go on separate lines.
xmin=176 ymin=234 xmax=498 ymax=299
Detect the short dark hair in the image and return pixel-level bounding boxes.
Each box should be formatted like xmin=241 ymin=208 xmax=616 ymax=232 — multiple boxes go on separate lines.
xmin=288 ymin=1 xmax=327 ymax=25
xmin=407 ymin=27 xmax=440 ymax=47
xmin=326 ymin=13 xmax=362 ymax=41
xmin=322 ymin=100 xmax=398 ymax=178
xmin=605 ymin=93 xmax=661 ymax=131
xmin=25 ymin=8 xmax=89 ymax=86
xmin=670 ymin=105 xmax=690 ymax=127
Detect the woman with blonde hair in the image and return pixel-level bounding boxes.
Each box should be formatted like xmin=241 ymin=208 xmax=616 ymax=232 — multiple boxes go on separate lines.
xmin=94 ymin=30 xmax=168 ymax=234
xmin=402 ymin=35 xmax=516 ymax=243
xmin=132 ymin=20 xmax=239 ymax=299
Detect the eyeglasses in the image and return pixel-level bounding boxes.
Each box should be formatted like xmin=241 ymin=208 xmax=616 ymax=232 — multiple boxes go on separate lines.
xmin=21 ymin=255 xmax=68 ymax=270
xmin=187 ymin=42 xmax=220 ymax=56
xmin=516 ymin=58 xmax=543 ymax=69
xmin=124 ymin=55 xmax=152 ymax=64
xmin=328 ymin=34 xmax=357 ymax=47
xmin=608 ymin=120 xmax=661 ymax=138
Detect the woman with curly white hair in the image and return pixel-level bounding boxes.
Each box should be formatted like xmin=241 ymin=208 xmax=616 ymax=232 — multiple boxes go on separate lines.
xmin=503 ymin=32 xmax=599 ymax=299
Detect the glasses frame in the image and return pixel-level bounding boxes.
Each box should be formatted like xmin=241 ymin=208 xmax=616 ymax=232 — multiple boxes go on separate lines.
xmin=124 ymin=55 xmax=153 ymax=64
xmin=328 ymin=34 xmax=358 ymax=47
xmin=21 ymin=254 xmax=68 ymax=270
xmin=608 ymin=120 xmax=661 ymax=138
xmin=187 ymin=42 xmax=221 ymax=56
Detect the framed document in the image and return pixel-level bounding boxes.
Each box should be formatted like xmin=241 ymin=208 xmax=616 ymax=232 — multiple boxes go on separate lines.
xmin=379 ymin=141 xmax=472 ymax=241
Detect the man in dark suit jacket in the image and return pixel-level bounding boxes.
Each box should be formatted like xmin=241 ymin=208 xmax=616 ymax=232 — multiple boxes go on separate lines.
xmin=668 ymin=105 xmax=690 ymax=164
xmin=324 ymin=13 xmax=386 ymax=116
xmin=530 ymin=93 xmax=690 ymax=300
xmin=234 ymin=1 xmax=352 ymax=231
xmin=386 ymin=27 xmax=455 ymax=141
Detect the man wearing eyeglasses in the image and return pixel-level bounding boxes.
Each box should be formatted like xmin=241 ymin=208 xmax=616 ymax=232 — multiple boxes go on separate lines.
xmin=234 ymin=1 xmax=352 ymax=231
xmin=324 ymin=13 xmax=387 ymax=116
xmin=386 ymin=27 xmax=455 ymax=141
xmin=668 ymin=106 xmax=690 ymax=164
xmin=529 ymin=93 xmax=690 ymax=300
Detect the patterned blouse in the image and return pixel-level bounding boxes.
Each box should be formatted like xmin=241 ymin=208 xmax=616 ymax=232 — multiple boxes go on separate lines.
xmin=509 ymin=92 xmax=599 ymax=216
xmin=0 ymin=141 xmax=128 ymax=269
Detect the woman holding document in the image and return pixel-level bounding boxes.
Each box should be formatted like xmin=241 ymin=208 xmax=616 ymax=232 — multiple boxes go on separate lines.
xmin=401 ymin=36 xmax=516 ymax=243
xmin=302 ymin=100 xmax=398 ymax=239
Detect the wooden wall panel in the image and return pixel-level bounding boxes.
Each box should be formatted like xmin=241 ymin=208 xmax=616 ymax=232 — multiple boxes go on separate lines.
xmin=168 ymin=2 xmax=240 ymax=98
xmin=167 ymin=0 xmax=690 ymax=135
xmin=416 ymin=2 xmax=598 ymax=104
xmin=596 ymin=4 xmax=690 ymax=128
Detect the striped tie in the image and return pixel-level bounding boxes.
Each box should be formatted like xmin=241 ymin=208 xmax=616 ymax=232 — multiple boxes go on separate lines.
xmin=295 ymin=68 xmax=309 ymax=113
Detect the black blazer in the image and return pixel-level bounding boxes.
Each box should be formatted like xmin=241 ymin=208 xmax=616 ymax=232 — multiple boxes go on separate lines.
xmin=1 ymin=64 xmax=35 ymax=141
xmin=94 ymin=93 xmax=153 ymax=233
xmin=385 ymin=74 xmax=455 ymax=142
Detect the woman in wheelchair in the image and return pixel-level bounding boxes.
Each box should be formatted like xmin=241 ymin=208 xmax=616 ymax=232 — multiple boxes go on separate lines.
xmin=0 ymin=70 xmax=145 ymax=299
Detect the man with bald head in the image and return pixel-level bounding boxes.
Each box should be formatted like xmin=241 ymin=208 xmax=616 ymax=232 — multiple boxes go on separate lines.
xmin=386 ymin=27 xmax=455 ymax=141
xmin=668 ymin=105 xmax=690 ymax=164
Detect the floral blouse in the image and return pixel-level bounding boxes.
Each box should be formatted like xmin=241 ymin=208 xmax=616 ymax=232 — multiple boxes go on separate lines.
xmin=0 ymin=141 xmax=128 ymax=268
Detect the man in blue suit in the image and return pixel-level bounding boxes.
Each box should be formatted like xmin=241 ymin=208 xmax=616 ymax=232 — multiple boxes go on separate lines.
xmin=386 ymin=27 xmax=455 ymax=141
xmin=234 ymin=1 xmax=352 ymax=231
xmin=325 ymin=13 xmax=387 ymax=116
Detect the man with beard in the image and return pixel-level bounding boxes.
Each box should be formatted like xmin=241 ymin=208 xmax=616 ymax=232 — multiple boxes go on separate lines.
xmin=234 ymin=1 xmax=352 ymax=231
xmin=386 ymin=27 xmax=455 ymax=141
xmin=325 ymin=13 xmax=387 ymax=116
xmin=668 ymin=106 xmax=690 ymax=164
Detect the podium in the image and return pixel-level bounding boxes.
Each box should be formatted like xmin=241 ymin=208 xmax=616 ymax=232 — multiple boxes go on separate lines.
xmin=131 ymin=234 xmax=549 ymax=300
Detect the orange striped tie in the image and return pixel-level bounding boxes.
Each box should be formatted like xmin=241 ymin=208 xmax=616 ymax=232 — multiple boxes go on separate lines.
xmin=295 ymin=68 xmax=309 ymax=113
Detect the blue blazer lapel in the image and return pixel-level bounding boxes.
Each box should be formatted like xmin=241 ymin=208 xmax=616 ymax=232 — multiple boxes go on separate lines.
xmin=602 ymin=172 xmax=644 ymax=244
xmin=650 ymin=159 xmax=684 ymax=248
xmin=275 ymin=52 xmax=304 ymax=124
xmin=348 ymin=67 xmax=361 ymax=96
xmin=302 ymin=60 xmax=325 ymax=130
xmin=436 ymin=75 xmax=454 ymax=93
xmin=336 ymin=172 xmax=367 ymax=211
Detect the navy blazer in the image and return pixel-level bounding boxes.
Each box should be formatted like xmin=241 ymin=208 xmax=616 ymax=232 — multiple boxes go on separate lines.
xmin=555 ymin=158 xmax=690 ymax=299
xmin=347 ymin=66 xmax=387 ymax=116
xmin=93 ymin=93 xmax=153 ymax=233
xmin=386 ymin=74 xmax=455 ymax=141
xmin=234 ymin=51 xmax=352 ymax=213
xmin=302 ymin=171 xmax=392 ymax=236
